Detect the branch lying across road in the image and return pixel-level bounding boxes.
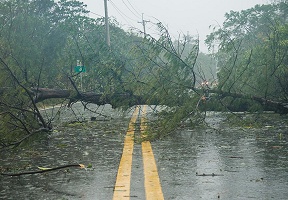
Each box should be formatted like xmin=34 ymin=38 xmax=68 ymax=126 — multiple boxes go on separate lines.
xmin=208 ymin=89 xmax=288 ymax=114
xmin=30 ymin=87 xmax=147 ymax=108
xmin=31 ymin=88 xmax=71 ymax=103
xmin=1 ymin=164 xmax=85 ymax=176
xmin=196 ymin=172 xmax=224 ymax=176
xmin=4 ymin=127 xmax=51 ymax=148
xmin=30 ymin=87 xmax=288 ymax=114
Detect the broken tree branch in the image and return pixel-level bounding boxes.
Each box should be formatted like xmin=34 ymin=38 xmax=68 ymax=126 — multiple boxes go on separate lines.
xmin=1 ymin=164 xmax=85 ymax=176
xmin=30 ymin=87 xmax=288 ymax=114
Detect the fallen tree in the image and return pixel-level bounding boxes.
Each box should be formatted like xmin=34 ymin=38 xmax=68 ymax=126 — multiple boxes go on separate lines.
xmin=1 ymin=3 xmax=287 ymax=148
xmin=31 ymin=87 xmax=147 ymax=108
xmin=31 ymin=87 xmax=288 ymax=114
xmin=209 ymin=89 xmax=288 ymax=114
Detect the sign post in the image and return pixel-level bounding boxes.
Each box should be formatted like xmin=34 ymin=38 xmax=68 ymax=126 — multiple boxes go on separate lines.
xmin=74 ymin=60 xmax=86 ymax=90
xmin=74 ymin=60 xmax=86 ymax=73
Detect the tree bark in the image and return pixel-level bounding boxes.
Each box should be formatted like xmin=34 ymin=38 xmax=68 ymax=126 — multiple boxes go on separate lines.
xmin=32 ymin=88 xmax=71 ymax=103
xmin=208 ymin=89 xmax=288 ymax=114
xmin=31 ymin=88 xmax=146 ymax=108
xmin=30 ymin=87 xmax=288 ymax=114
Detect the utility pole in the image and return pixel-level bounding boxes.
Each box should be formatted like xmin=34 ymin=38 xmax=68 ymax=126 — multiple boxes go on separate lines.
xmin=104 ymin=0 xmax=110 ymax=46
xmin=138 ymin=13 xmax=150 ymax=37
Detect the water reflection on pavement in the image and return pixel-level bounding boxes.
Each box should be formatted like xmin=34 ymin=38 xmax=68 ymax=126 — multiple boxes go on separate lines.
xmin=0 ymin=104 xmax=287 ymax=200
xmin=0 ymin=104 xmax=132 ymax=200
xmin=152 ymin=111 xmax=288 ymax=200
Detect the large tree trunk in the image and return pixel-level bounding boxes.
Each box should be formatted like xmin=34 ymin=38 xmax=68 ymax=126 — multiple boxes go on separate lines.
xmin=31 ymin=88 xmax=146 ymax=108
xmin=208 ymin=89 xmax=288 ymax=114
xmin=32 ymin=88 xmax=71 ymax=102
xmin=31 ymin=88 xmax=288 ymax=114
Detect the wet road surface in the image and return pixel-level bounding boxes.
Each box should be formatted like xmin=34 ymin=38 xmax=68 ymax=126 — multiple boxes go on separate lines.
xmin=1 ymin=104 xmax=288 ymax=199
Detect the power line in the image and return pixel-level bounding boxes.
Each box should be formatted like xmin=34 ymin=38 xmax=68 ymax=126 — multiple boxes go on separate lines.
xmin=121 ymin=0 xmax=140 ymax=18
xmin=109 ymin=0 xmax=137 ymax=26
xmin=89 ymin=11 xmax=103 ymax=18
xmin=126 ymin=0 xmax=142 ymax=17
xmin=110 ymin=0 xmax=135 ymax=21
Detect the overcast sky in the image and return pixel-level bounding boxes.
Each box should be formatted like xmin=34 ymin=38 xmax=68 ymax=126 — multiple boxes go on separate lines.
xmin=81 ymin=0 xmax=269 ymax=52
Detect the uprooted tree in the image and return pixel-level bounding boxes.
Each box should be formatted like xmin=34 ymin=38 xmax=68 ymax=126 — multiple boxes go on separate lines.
xmin=1 ymin=0 xmax=288 ymax=148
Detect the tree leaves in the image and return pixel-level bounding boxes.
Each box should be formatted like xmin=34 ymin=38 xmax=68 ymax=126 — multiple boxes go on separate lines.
xmin=206 ymin=2 xmax=288 ymax=100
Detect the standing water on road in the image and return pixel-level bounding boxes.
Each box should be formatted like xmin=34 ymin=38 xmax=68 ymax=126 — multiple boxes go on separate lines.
xmin=0 ymin=104 xmax=132 ymax=199
xmin=151 ymin=111 xmax=288 ymax=200
xmin=1 ymin=104 xmax=288 ymax=200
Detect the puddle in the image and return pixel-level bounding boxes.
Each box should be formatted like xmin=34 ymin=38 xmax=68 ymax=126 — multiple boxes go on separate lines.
xmin=1 ymin=106 xmax=287 ymax=199
xmin=0 ymin=104 xmax=132 ymax=199
xmin=151 ymin=111 xmax=288 ymax=200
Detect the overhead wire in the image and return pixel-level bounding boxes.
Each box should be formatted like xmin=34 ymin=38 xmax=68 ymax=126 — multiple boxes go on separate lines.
xmin=109 ymin=0 xmax=137 ymax=26
xmin=89 ymin=11 xmax=103 ymax=18
xmin=121 ymin=0 xmax=141 ymax=19
xmin=125 ymin=0 xmax=142 ymax=17
xmin=108 ymin=0 xmax=159 ymax=37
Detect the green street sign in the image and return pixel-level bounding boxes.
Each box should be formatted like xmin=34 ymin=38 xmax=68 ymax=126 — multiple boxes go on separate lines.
xmin=74 ymin=66 xmax=86 ymax=73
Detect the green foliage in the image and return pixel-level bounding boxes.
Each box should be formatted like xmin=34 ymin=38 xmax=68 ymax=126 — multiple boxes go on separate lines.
xmin=1 ymin=0 xmax=287 ymax=145
xmin=145 ymin=99 xmax=205 ymax=140
xmin=0 ymin=0 xmax=92 ymax=88
xmin=0 ymin=0 xmax=148 ymax=145
xmin=206 ymin=2 xmax=288 ymax=101
xmin=127 ymin=24 xmax=213 ymax=137
xmin=195 ymin=52 xmax=217 ymax=86
xmin=0 ymin=97 xmax=42 ymax=147
xmin=0 ymin=0 xmax=103 ymax=146
xmin=131 ymin=23 xmax=200 ymax=104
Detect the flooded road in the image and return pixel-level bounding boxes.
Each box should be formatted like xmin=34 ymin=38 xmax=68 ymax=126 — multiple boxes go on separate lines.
xmin=1 ymin=104 xmax=131 ymax=199
xmin=152 ymin=111 xmax=288 ymax=199
xmin=1 ymin=104 xmax=288 ymax=199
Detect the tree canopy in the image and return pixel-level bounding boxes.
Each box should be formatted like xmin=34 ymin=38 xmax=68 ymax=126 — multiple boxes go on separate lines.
xmin=206 ymin=2 xmax=288 ymax=100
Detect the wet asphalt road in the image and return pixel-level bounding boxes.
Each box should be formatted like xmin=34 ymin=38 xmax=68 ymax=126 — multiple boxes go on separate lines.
xmin=1 ymin=103 xmax=288 ymax=199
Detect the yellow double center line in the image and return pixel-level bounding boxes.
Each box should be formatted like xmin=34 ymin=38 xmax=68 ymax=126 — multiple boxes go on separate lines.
xmin=113 ymin=105 xmax=164 ymax=200
xmin=113 ymin=106 xmax=139 ymax=199
xmin=141 ymin=106 xmax=164 ymax=200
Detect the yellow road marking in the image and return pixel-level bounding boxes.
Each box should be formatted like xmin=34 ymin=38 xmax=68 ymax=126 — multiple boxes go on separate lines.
xmin=141 ymin=105 xmax=164 ymax=200
xmin=113 ymin=105 xmax=164 ymax=200
xmin=113 ymin=106 xmax=139 ymax=200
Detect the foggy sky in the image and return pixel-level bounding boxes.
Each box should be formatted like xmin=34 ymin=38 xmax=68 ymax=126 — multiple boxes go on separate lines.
xmin=81 ymin=0 xmax=268 ymax=52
